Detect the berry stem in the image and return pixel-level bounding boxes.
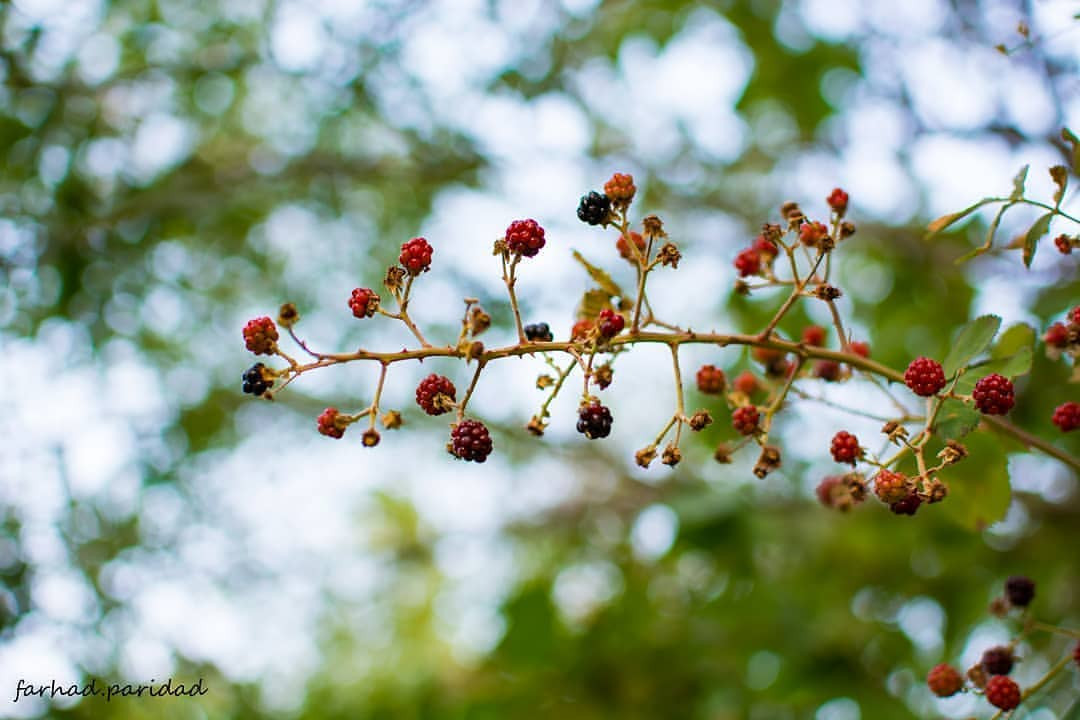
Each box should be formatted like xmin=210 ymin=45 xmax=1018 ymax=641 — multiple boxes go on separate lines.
xmin=501 ymin=253 xmax=527 ymax=344
xmin=1028 ymin=620 xmax=1080 ymax=639
xmin=271 ymin=329 xmax=1080 ymax=473
xmin=457 ymin=360 xmax=486 ymax=421
xmin=369 ymin=362 xmax=388 ymax=429
xmin=386 ymin=275 xmax=432 ymax=348
xmin=629 ymin=211 xmax=656 ymax=334
xmin=287 ymin=326 xmax=327 ymax=361
xmin=535 ymin=358 xmax=576 ymax=424
xmin=758 ymin=250 xmax=826 ymax=341
xmin=670 ymin=344 xmax=686 ymax=446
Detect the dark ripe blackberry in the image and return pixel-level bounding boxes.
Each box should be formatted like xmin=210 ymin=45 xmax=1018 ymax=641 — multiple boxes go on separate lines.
xmin=889 ymin=491 xmax=922 ymax=516
xmin=577 ymin=402 xmax=613 ymax=439
xmin=577 ymin=191 xmax=612 ymax=226
xmin=242 ymin=363 xmax=271 ymax=396
xmin=981 ymin=646 xmax=1014 ymax=676
xmin=449 ymin=419 xmax=493 ymax=462
xmin=1004 ymin=576 xmax=1035 ymax=607
xmin=525 ymin=322 xmax=554 ymax=342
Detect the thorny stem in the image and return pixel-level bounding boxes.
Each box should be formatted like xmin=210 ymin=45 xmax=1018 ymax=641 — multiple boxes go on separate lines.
xmin=457 ymin=361 xmax=486 ymax=421
xmin=535 ymin=359 xmax=576 ymax=423
xmin=275 ymin=330 xmax=1080 ymax=474
xmin=502 ymin=254 xmax=527 ymax=344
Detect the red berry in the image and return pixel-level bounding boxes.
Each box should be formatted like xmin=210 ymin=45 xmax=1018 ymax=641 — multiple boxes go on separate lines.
xmin=972 ymin=373 xmax=1015 ymax=415
xmin=399 ymin=237 xmax=433 ymax=275
xmin=505 ymin=219 xmax=546 ymax=258
xmin=1052 ymin=402 xmax=1080 ymax=432
xmin=243 ymin=316 xmax=279 ymax=355
xmin=874 ymin=470 xmax=910 ymax=504
xmin=1045 ymin=322 xmax=1069 ymax=347
xmin=981 ymin=646 xmax=1014 ymax=676
xmin=889 ymin=491 xmax=922 ymax=516
xmin=1004 ymin=576 xmax=1035 ymax=607
xmin=799 ymin=221 xmax=829 ymax=248
xmin=597 ymin=308 xmax=625 ymax=339
xmin=734 ymin=247 xmax=762 ymax=277
xmin=1073 ymin=640 xmax=1080 ymax=668
xmin=816 ymin=476 xmax=844 ymax=508
xmin=696 ymin=365 xmax=727 ymax=394
xmin=905 ymin=357 xmax=946 ymax=397
xmin=734 ymin=371 xmax=759 ymax=395
xmin=348 ymin=288 xmax=380 ymax=319
xmin=449 ymin=419 xmax=493 ymax=462
xmin=752 ymin=235 xmax=778 ymax=259
xmin=830 ymin=431 xmax=860 ymax=465
xmin=415 ymin=374 xmax=457 ymax=416
xmin=802 ymin=325 xmax=827 ymax=347
xmin=849 ymin=340 xmax=870 ymax=358
xmin=317 ymin=407 xmax=346 ymax=439
xmin=827 ymin=188 xmax=849 ymax=215
xmin=576 ymin=402 xmax=613 ymax=439
xmin=732 ymin=406 xmax=760 ymax=436
xmin=926 ymin=663 xmax=963 ymax=698
xmin=616 ymin=231 xmax=646 ymax=261
xmin=571 ymin=318 xmax=595 ymax=341
xmin=603 ymin=172 xmax=636 ymax=206
xmin=814 ymin=360 xmax=842 ymax=382
xmin=1056 ymin=234 xmax=1073 ymax=254
xmin=1071 ymin=306 xmax=1080 ymax=325
xmin=985 ymin=676 xmax=1021 ymax=711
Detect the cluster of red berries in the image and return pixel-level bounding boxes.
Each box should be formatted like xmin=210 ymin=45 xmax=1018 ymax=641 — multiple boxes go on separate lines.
xmin=349 ymin=288 xmax=379 ymax=319
xmin=829 ymin=431 xmax=860 ymax=465
xmin=399 ymin=237 xmax=433 ymax=275
xmin=903 ymin=356 xmax=946 ymax=397
xmin=732 ymin=405 xmax=759 ymax=435
xmin=616 ymin=230 xmax=646 ymax=261
xmin=819 ymin=468 xmax=925 ymax=515
xmin=1052 ymin=401 xmax=1080 ymax=432
xmin=972 ymin=373 xmax=1015 ymax=415
xmin=449 ymin=419 xmax=493 ymax=462
xmin=317 ymin=407 xmax=346 ymax=439
xmin=696 ymin=365 xmax=726 ymax=395
xmin=1054 ymin=233 xmax=1077 ymax=254
xmin=603 ymin=172 xmax=636 ymax=207
xmin=415 ymin=374 xmax=456 ymax=416
xmin=243 ymin=317 xmax=278 ymax=355
xmin=596 ymin=308 xmax=625 ymax=339
xmin=504 ymin=219 xmax=546 ymax=258
xmin=733 ymin=235 xmax=779 ymax=278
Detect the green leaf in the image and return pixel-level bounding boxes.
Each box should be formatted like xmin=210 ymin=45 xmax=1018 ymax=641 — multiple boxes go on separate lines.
xmin=943 ymin=315 xmax=1001 ymax=376
xmin=1009 ymin=164 xmax=1029 ymax=200
xmin=991 ymin=323 xmax=1035 ymax=360
xmin=938 ymin=433 xmax=1011 ymax=531
xmin=571 ymin=250 xmax=624 ymax=299
xmin=933 ymin=400 xmax=980 ymax=440
xmin=1021 ymin=212 xmax=1053 ymax=268
xmin=925 ymin=198 xmax=997 ymax=236
xmin=576 ymin=288 xmax=613 ymax=320
xmin=954 ymin=201 xmax=1014 ymax=263
xmin=954 ymin=348 xmax=1033 ymax=394
xmin=1064 ymin=127 xmax=1080 ymax=174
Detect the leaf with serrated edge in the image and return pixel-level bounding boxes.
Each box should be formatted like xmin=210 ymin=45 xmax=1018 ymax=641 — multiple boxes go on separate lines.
xmin=991 ymin=323 xmax=1035 ymax=360
xmin=1022 ymin=212 xmax=1053 ymax=268
xmin=954 ymin=348 xmax=1033 ymax=394
xmin=571 ymin=250 xmax=624 ymax=299
xmin=944 ymin=315 xmax=1001 ymax=377
xmin=934 ymin=400 xmax=980 ymax=440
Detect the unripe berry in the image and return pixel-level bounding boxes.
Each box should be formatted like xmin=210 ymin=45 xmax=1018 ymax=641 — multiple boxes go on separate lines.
xmin=603 ymin=172 xmax=636 ymax=207
xmin=926 ymin=663 xmax=963 ymax=698
xmin=577 ymin=402 xmax=613 ymax=439
xmin=696 ymin=365 xmax=727 ymax=394
xmin=984 ymin=676 xmax=1020 ymax=711
xmin=981 ymin=646 xmax=1014 ymax=676
xmin=813 ymin=360 xmax=842 ymax=382
xmin=616 ymin=231 xmax=646 ymax=261
xmin=904 ymin=357 xmax=946 ymax=397
xmin=570 ymin=318 xmax=595 ymax=341
xmin=801 ymin=325 xmax=826 ymax=347
xmin=1004 ymin=576 xmax=1035 ymax=607
xmin=1073 ymin=640 xmax=1080 ymax=668
xmin=399 ymin=237 xmax=433 ymax=275
xmin=830 ymin=431 xmax=860 ymax=465
xmin=734 ymin=247 xmax=761 ymax=277
xmin=597 ymin=308 xmax=625 ymax=339
xmin=849 ymin=340 xmax=870 ymax=358
xmin=827 ymin=188 xmax=849 ymax=215
xmin=577 ymin=191 xmax=612 ymax=226
xmin=449 ymin=419 xmax=493 ymax=462
xmin=1044 ymin=322 xmax=1069 ymax=347
xmin=734 ymin=371 xmax=759 ymax=395
xmin=505 ymin=219 xmax=546 ymax=258
xmin=732 ymin=406 xmax=760 ymax=436
xmin=243 ymin=316 xmax=279 ymax=355
xmin=415 ymin=374 xmax=457 ymax=416
xmin=317 ymin=408 xmax=346 ymax=439
xmin=1071 ymin=306 xmax=1080 ymax=325
xmin=349 ymin=288 xmax=380 ymax=319
xmin=972 ymin=373 xmax=1015 ymax=415
xmin=874 ymin=469 xmax=910 ymax=504
xmin=1052 ymin=402 xmax=1080 ymax=432
xmin=889 ymin=491 xmax=922 ymax=516
xmin=799 ymin=221 xmax=829 ymax=248
xmin=752 ymin=235 xmax=779 ymax=259
xmin=1055 ymin=234 xmax=1072 ymax=254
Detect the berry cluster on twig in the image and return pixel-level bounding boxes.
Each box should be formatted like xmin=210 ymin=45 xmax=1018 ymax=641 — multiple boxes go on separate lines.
xmin=238 ymin=172 xmax=1079 ymax=509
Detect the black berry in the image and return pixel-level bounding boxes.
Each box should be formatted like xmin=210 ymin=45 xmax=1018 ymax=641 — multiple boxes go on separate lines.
xmin=577 ymin=402 xmax=613 ymax=439
xmin=1004 ymin=576 xmax=1035 ymax=607
xmin=242 ymin=363 xmax=272 ymax=397
xmin=524 ymin=322 xmax=553 ymax=342
xmin=577 ymin=191 xmax=612 ymax=226
xmin=450 ymin=419 xmax=493 ymax=462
